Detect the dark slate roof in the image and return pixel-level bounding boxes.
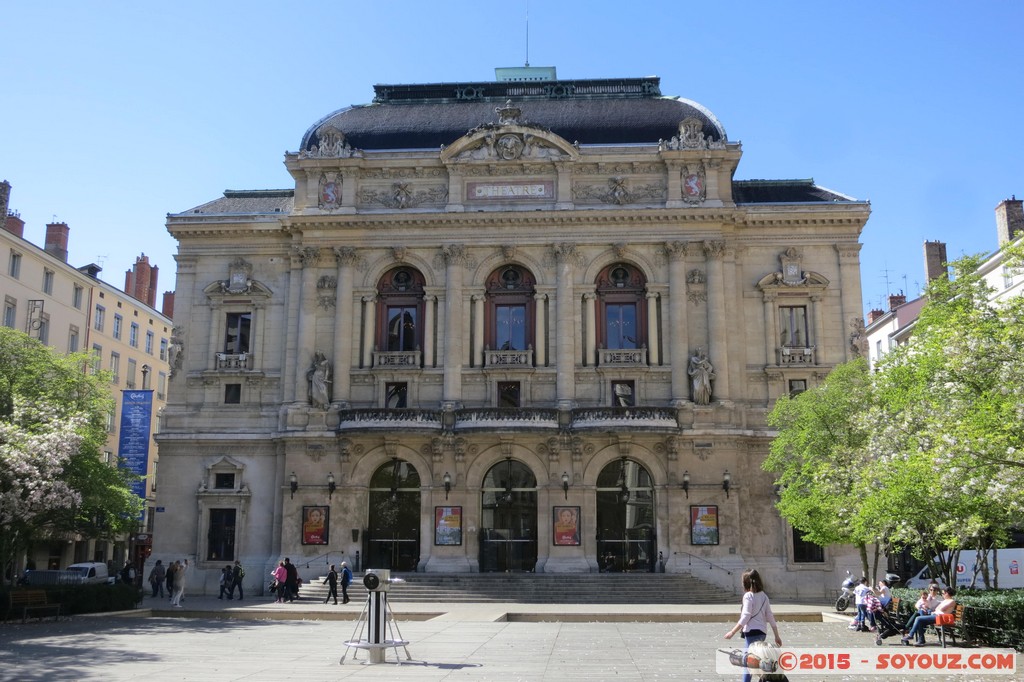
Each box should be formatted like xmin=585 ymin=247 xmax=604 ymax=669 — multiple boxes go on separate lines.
xmin=733 ymin=180 xmax=857 ymax=203
xmin=300 ymin=77 xmax=727 ymax=152
xmin=174 ymin=190 xmax=294 ymax=216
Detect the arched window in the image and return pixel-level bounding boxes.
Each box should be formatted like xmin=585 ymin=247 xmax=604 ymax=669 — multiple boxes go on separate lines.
xmin=596 ymin=263 xmax=647 ymax=350
xmin=376 ymin=267 xmax=425 ymax=353
xmin=485 ymin=265 xmax=536 ymax=352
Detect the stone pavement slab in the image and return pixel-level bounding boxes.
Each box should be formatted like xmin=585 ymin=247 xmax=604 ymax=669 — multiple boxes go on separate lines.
xmin=0 ymin=597 xmax=1019 ymax=681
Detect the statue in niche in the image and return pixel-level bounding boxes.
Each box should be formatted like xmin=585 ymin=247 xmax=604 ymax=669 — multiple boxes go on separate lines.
xmin=307 ymin=350 xmax=332 ymax=409
xmin=688 ymin=347 xmax=715 ymax=405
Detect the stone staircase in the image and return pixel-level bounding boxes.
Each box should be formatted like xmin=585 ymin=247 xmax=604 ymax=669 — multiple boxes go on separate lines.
xmin=296 ymin=572 xmax=736 ymax=605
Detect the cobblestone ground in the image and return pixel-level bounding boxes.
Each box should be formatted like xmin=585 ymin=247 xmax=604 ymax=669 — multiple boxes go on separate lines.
xmin=0 ymin=614 xmax=1020 ymax=681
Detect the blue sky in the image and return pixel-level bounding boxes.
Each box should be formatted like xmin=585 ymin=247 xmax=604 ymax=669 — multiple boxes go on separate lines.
xmin=3 ymin=1 xmax=1021 ymax=315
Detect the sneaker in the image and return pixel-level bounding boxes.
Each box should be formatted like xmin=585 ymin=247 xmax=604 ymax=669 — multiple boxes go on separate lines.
xmin=900 ymin=636 xmax=910 ymax=644
xmin=914 ymin=642 xmax=925 ymax=647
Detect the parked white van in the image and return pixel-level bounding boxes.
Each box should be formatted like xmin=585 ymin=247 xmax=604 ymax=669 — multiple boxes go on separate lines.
xmin=66 ymin=562 xmax=113 ymax=585
xmin=905 ymin=549 xmax=1024 ymax=590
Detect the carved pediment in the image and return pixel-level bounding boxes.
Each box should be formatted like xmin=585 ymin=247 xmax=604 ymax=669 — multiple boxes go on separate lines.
xmin=204 ymin=259 xmax=273 ymax=300
xmin=300 ymin=125 xmax=362 ymax=159
xmin=441 ymin=103 xmax=578 ymax=164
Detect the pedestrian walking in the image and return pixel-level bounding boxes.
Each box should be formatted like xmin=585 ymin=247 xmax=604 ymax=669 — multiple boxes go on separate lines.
xmin=284 ymin=558 xmax=298 ymax=602
xmin=340 ymin=561 xmax=353 ymax=604
xmin=148 ymin=560 xmax=166 ymax=598
xmin=230 ymin=560 xmax=245 ymax=600
xmin=323 ymin=564 xmax=339 ymax=604
xmin=170 ymin=559 xmax=188 ymax=607
xmin=724 ymin=569 xmax=782 ymax=682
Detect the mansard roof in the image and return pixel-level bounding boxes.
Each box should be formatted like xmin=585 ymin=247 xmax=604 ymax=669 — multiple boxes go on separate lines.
xmin=733 ymin=180 xmax=857 ymax=204
xmin=175 ymin=190 xmax=294 ymax=216
xmin=299 ymin=77 xmax=728 ymax=152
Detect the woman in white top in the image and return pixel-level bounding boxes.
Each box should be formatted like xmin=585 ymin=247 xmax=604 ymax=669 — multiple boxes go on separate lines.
xmin=725 ymin=569 xmax=782 ymax=682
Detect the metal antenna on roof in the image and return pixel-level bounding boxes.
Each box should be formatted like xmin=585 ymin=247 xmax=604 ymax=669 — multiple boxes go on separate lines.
xmin=525 ymin=0 xmax=530 ymax=66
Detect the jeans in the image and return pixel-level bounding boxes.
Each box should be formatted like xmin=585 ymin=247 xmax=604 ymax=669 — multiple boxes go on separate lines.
xmin=906 ymin=614 xmax=937 ymax=644
xmin=742 ymin=630 xmax=766 ymax=682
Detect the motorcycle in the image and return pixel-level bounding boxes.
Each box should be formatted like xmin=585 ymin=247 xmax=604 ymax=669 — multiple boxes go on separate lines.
xmin=835 ymin=571 xmax=856 ymax=612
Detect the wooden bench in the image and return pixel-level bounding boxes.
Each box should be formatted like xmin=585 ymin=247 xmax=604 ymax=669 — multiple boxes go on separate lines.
xmin=9 ymin=589 xmax=62 ymax=623
xmin=935 ymin=603 xmax=965 ymax=648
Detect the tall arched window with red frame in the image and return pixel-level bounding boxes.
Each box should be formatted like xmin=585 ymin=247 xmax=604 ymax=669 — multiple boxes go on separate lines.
xmin=485 ymin=265 xmax=536 ymax=353
xmin=376 ymin=267 xmax=426 ymax=353
xmin=596 ymin=263 xmax=647 ymax=350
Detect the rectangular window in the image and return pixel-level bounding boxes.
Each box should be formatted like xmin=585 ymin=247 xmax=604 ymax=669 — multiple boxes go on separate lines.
xmin=224 ymin=312 xmax=252 ymax=354
xmin=214 ymin=473 xmax=236 ymax=489
xmin=788 ymin=379 xmax=807 ymax=396
xmin=3 ymin=298 xmax=15 ymax=328
xmin=129 ymin=322 xmax=139 ymax=348
xmin=94 ymin=305 xmax=105 ymax=332
xmin=159 ymin=338 xmax=168 ymax=361
xmin=145 ymin=330 xmax=154 ymax=354
xmin=105 ymin=409 xmax=115 ymax=434
xmin=38 ymin=314 xmax=49 ymax=345
xmin=8 ymin=251 xmax=21 ymax=278
xmin=157 ymin=371 xmax=166 ymax=400
xmin=42 ymin=269 xmax=54 ymax=295
xmin=72 ymin=285 xmax=83 ymax=309
xmin=68 ymin=326 xmax=79 ymax=353
xmin=386 ymin=306 xmax=417 ymax=351
xmin=779 ymin=306 xmax=808 ymax=347
xmin=110 ymin=352 xmax=120 ymax=384
xmin=611 ymin=380 xmax=636 ymax=406
xmin=113 ymin=314 xmax=122 ymax=340
xmin=206 ymin=508 xmax=236 ymax=561
xmin=127 ymin=358 xmax=137 ymax=388
xmin=605 ymin=303 xmax=638 ymax=349
xmin=224 ymin=383 xmax=241 ymax=404
xmin=495 ymin=304 xmax=527 ymax=351
xmin=386 ymin=382 xmax=408 ymax=408
xmin=498 ymin=381 xmax=521 ymax=408
xmin=793 ymin=528 xmax=825 ymax=563
xmin=92 ymin=344 xmax=103 ymax=373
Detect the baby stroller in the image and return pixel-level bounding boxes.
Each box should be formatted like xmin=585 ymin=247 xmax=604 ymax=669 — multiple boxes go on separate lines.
xmin=870 ymin=596 xmax=904 ymax=645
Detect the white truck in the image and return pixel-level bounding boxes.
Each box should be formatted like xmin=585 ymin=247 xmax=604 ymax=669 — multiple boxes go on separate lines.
xmin=905 ymin=549 xmax=1024 ymax=590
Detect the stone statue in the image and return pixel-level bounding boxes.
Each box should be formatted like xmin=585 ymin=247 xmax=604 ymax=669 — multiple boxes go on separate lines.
xmin=168 ymin=336 xmax=184 ymax=377
xmin=688 ymin=347 xmax=715 ymax=405
xmin=307 ymin=350 xmax=331 ymax=409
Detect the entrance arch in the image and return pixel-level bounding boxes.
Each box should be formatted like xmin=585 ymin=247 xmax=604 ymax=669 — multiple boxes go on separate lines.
xmin=596 ymin=457 xmax=656 ymax=572
xmin=479 ymin=458 xmax=537 ymax=572
xmin=366 ymin=458 xmax=421 ymax=571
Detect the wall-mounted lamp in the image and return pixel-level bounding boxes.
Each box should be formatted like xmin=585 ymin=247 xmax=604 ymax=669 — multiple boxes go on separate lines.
xmin=681 ymin=470 xmax=691 ymax=498
xmin=561 ymin=471 xmax=570 ymax=500
xmin=327 ymin=472 xmax=336 ymax=500
xmin=723 ymin=470 xmax=732 ymax=498
xmin=289 ymin=472 xmax=298 ymax=499
xmin=443 ymin=471 xmax=452 ymax=500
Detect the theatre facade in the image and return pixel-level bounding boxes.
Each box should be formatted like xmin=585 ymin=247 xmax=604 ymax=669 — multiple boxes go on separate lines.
xmin=152 ymin=71 xmax=870 ymax=599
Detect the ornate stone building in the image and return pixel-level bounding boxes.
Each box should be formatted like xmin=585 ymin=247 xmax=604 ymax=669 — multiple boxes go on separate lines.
xmin=153 ymin=72 xmax=870 ymax=599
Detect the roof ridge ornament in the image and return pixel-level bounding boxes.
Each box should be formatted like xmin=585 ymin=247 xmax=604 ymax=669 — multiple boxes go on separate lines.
xmin=495 ymin=99 xmax=523 ymax=125
xmin=660 ymin=116 xmax=727 ymax=151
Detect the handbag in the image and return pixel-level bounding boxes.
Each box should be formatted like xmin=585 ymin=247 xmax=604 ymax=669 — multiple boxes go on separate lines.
xmin=269 ymin=579 xmax=278 ymax=591
xmin=935 ymin=612 xmax=955 ymax=626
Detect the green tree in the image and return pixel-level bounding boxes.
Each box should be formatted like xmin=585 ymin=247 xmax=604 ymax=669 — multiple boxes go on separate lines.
xmin=0 ymin=327 xmax=141 ymax=583
xmin=764 ymin=358 xmax=877 ymax=578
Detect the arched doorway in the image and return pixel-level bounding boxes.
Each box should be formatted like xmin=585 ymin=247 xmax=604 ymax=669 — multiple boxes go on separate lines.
xmin=479 ymin=458 xmax=537 ymax=572
xmin=366 ymin=458 xmax=421 ymax=571
xmin=596 ymin=457 xmax=656 ymax=572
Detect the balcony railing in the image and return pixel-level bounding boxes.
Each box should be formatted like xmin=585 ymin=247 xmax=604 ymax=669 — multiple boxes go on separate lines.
xmin=455 ymin=407 xmax=559 ymax=429
xmin=777 ymin=346 xmax=815 ymax=365
xmin=216 ymin=352 xmax=250 ymax=370
xmin=484 ymin=348 xmax=533 ymax=367
xmin=572 ymin=406 xmax=678 ymax=429
xmin=598 ymin=347 xmax=647 ymax=366
xmin=337 ymin=409 xmax=441 ymax=430
xmin=373 ymin=350 xmax=421 ymax=368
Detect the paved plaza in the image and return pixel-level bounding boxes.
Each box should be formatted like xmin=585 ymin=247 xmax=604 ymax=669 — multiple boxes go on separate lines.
xmin=0 ymin=596 xmax=1020 ymax=681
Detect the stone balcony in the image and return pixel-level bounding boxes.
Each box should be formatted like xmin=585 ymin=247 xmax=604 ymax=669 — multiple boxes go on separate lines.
xmin=373 ymin=349 xmax=421 ymax=368
xmin=215 ymin=352 xmax=250 ymax=370
xmin=598 ymin=347 xmax=648 ymax=366
xmin=484 ymin=348 xmax=533 ymax=367
xmin=777 ymin=346 xmax=815 ymax=365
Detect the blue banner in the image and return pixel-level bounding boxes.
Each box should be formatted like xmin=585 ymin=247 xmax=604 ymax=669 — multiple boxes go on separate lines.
xmin=117 ymin=390 xmax=153 ymax=506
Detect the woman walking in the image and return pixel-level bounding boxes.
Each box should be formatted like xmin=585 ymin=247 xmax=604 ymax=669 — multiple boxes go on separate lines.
xmin=724 ymin=569 xmax=782 ymax=682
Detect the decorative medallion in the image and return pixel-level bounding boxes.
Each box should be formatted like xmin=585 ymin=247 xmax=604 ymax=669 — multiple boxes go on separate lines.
xmin=681 ymin=164 xmax=706 ymax=204
xmin=318 ymin=173 xmax=342 ymax=210
xmin=686 ymin=268 xmax=707 ymax=305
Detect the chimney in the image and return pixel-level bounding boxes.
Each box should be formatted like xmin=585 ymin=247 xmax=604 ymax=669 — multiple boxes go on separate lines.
xmin=125 ymin=253 xmax=158 ymax=307
xmin=3 ymin=212 xmax=25 ymax=238
xmin=923 ymin=240 xmax=948 ymax=283
xmin=995 ymin=196 xmax=1024 ymax=246
xmin=0 ymin=180 xmax=10 ymax=232
xmin=45 ymin=222 xmax=70 ymax=262
xmin=161 ymin=291 xmax=175 ymax=319
xmin=888 ymin=292 xmax=906 ymax=311
xmin=866 ymin=308 xmax=886 ymax=325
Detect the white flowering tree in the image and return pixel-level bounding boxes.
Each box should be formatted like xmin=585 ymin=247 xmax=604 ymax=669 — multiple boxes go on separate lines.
xmin=0 ymin=327 xmax=140 ymax=583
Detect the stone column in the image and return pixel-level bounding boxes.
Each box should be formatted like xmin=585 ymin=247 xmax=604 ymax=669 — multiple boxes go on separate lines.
xmin=441 ymin=244 xmax=468 ymax=406
xmin=646 ymin=292 xmax=660 ymax=366
xmin=703 ymin=240 xmax=729 ymax=401
xmin=282 ymin=255 xmax=303 ymax=401
xmin=361 ymin=295 xmax=376 ymax=369
xmin=534 ymin=293 xmax=547 ymax=367
xmin=762 ymin=293 xmax=777 ymax=366
xmin=583 ymin=292 xmax=596 ymax=367
xmin=423 ymin=293 xmax=436 ymax=368
xmin=292 ymin=247 xmax=320 ymax=403
xmin=332 ymin=247 xmax=359 ymax=405
xmin=472 ymin=294 xmax=485 ymax=368
xmin=835 ymin=244 xmax=864 ymax=362
xmin=251 ymin=303 xmax=265 ymax=372
xmin=811 ymin=294 xmax=824 ymax=361
xmin=553 ymin=243 xmax=578 ymax=407
xmin=665 ymin=241 xmax=689 ymax=403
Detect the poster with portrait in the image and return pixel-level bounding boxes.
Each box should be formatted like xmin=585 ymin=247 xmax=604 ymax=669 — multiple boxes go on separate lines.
xmin=434 ymin=506 xmax=462 ymax=546
xmin=553 ymin=506 xmax=581 ymax=546
xmin=690 ymin=505 xmax=719 ymax=545
xmin=302 ymin=505 xmax=330 ymax=545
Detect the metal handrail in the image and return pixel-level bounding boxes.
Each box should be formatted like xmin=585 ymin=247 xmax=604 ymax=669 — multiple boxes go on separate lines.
xmin=673 ymin=550 xmax=734 ymax=576
xmin=303 ymin=551 xmax=350 ymax=571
